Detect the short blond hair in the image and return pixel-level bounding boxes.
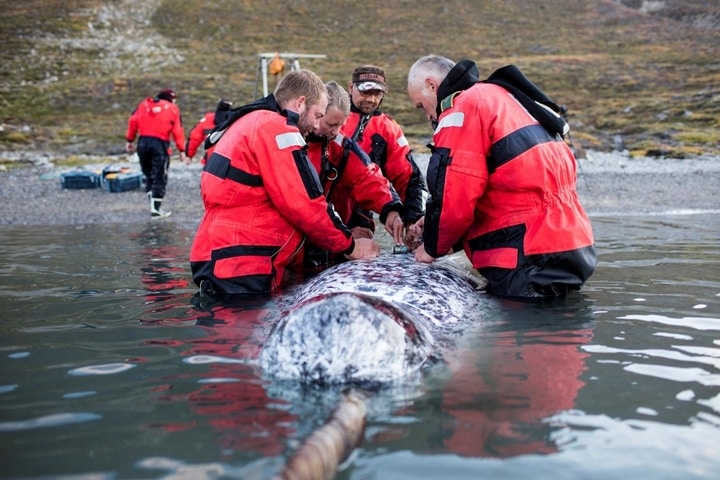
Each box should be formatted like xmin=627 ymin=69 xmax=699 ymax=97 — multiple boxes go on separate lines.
xmin=274 ymin=69 xmax=327 ymax=110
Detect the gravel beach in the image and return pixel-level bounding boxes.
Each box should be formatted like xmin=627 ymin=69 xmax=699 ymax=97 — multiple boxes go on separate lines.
xmin=0 ymin=151 xmax=718 ymax=228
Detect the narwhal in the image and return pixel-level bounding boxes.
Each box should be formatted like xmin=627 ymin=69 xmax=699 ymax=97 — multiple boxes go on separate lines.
xmin=260 ymin=253 xmax=488 ymax=480
xmin=260 ymin=253 xmax=486 ymax=386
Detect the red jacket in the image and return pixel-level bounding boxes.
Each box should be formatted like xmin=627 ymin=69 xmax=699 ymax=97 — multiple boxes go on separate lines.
xmin=426 ymin=63 xmax=595 ymax=297
xmin=126 ymin=97 xmax=185 ymax=153
xmin=342 ymin=109 xmax=427 ymax=225
xmin=305 ymin=133 xmax=402 ymax=226
xmin=190 ymin=100 xmax=355 ymax=295
xmin=185 ymin=111 xmax=216 ymax=163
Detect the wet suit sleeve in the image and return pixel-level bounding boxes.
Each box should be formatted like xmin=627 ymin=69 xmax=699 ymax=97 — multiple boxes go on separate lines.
xmin=186 ymin=114 xmax=211 ymax=158
xmin=125 ymin=106 xmax=139 ymax=142
xmin=424 ymin=105 xmax=489 ymax=258
xmin=374 ymin=117 xmax=427 ymax=225
xmin=170 ymin=106 xmax=187 ymax=152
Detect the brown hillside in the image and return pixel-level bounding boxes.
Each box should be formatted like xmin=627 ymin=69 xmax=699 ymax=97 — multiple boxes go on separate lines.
xmin=0 ymin=0 xmax=718 ymax=161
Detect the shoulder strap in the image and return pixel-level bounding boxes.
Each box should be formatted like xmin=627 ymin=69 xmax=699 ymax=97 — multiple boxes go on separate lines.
xmin=324 ymin=137 xmax=355 ymax=200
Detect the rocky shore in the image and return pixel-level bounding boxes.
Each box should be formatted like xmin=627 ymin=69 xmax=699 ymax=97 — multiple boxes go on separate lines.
xmin=0 ymin=151 xmax=718 ymax=228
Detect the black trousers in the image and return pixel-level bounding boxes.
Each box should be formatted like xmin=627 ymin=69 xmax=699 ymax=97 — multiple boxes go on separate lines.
xmin=137 ymin=137 xmax=170 ymax=198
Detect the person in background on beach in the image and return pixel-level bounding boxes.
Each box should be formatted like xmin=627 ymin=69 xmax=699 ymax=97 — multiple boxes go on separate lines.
xmin=406 ymin=55 xmax=596 ymax=298
xmin=190 ymin=70 xmax=380 ymax=297
xmin=341 ymin=65 xmax=428 ymax=246
xmin=303 ymin=81 xmax=405 ymax=270
xmin=125 ymin=88 xmax=188 ymax=218
xmin=185 ymin=99 xmax=234 ymax=165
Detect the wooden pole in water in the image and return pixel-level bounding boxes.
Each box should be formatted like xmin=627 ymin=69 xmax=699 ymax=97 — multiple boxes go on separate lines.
xmin=275 ymin=390 xmax=367 ymax=480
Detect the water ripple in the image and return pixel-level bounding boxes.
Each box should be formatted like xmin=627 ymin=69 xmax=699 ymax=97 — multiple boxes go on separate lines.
xmin=623 ymin=363 xmax=720 ymax=386
xmin=583 ymin=345 xmax=720 ymax=369
xmin=0 ymin=412 xmax=101 ymax=432
xmin=0 ymin=384 xmax=19 ymax=394
xmin=619 ymin=314 xmax=720 ymax=331
xmin=183 ymin=355 xmax=246 ymax=365
xmin=68 ymin=363 xmax=136 ymax=376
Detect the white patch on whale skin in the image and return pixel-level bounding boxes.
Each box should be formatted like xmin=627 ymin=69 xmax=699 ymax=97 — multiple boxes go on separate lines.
xmin=261 ymin=292 xmax=436 ymax=385
xmin=260 ymin=254 xmax=487 ymax=386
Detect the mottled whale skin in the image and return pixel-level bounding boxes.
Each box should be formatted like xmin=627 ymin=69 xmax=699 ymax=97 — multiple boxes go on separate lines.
xmin=259 ymin=254 xmax=485 ymax=386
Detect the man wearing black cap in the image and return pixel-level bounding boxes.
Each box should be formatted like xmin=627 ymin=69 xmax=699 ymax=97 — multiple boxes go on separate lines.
xmin=342 ymin=65 xmax=428 ymax=246
xmin=126 ymin=88 xmax=188 ymax=218
xmin=185 ymin=99 xmax=234 ymax=165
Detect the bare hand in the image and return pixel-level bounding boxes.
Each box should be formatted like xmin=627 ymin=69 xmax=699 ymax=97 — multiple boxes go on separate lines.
xmin=181 ymin=152 xmax=190 ymax=165
xmin=413 ymin=243 xmax=435 ymax=263
xmin=383 ymin=211 xmax=404 ymax=245
xmin=125 ymin=142 xmax=135 ymax=153
xmin=346 ymin=238 xmax=380 ymax=260
xmin=350 ymin=226 xmax=374 ymax=240
xmin=404 ymin=216 xmax=424 ymax=251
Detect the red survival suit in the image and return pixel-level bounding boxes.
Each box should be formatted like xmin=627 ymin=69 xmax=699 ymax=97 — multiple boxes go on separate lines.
xmin=425 ymin=61 xmax=596 ymax=298
xmin=342 ymin=107 xmax=427 ymax=226
xmin=185 ymin=100 xmax=233 ymax=164
xmin=126 ymin=95 xmax=186 ymax=198
xmin=126 ymin=97 xmax=186 ymax=152
xmin=189 ymin=95 xmax=356 ymax=296
xmin=303 ymin=132 xmax=403 ymax=268
xmin=185 ymin=112 xmax=216 ymax=164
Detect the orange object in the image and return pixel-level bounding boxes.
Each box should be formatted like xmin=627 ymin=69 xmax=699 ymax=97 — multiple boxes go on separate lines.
xmin=269 ymin=53 xmax=285 ymax=76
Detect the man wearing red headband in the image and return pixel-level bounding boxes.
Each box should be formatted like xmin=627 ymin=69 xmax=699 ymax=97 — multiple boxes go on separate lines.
xmin=342 ymin=65 xmax=428 ymax=247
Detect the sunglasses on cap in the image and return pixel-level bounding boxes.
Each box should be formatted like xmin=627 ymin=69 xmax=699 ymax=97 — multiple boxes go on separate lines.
xmin=355 ymin=81 xmax=386 ymax=93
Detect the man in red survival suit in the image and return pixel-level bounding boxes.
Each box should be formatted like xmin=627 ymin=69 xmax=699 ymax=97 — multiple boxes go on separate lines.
xmin=341 ymin=65 xmax=428 ymax=242
xmin=303 ymin=81 xmax=405 ymax=269
xmin=189 ymin=70 xmax=380 ymax=297
xmin=126 ymin=88 xmax=188 ymax=218
xmin=406 ymin=55 xmax=596 ymax=299
xmin=185 ymin=99 xmax=233 ymax=165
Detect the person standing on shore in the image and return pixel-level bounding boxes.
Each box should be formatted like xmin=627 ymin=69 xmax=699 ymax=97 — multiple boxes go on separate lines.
xmin=185 ymin=99 xmax=233 ymax=165
xmin=342 ymin=65 xmax=427 ymax=244
xmin=125 ymin=88 xmax=188 ymax=218
xmin=190 ymin=70 xmax=380 ymax=297
xmin=406 ymin=55 xmax=596 ymax=298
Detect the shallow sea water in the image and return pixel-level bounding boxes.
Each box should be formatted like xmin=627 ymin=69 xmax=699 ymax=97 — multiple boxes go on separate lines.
xmin=1 ymin=211 xmax=719 ymax=479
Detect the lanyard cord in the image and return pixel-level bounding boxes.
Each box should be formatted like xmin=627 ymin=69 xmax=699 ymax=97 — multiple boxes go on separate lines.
xmin=320 ymin=139 xmax=339 ymax=196
xmin=351 ymin=114 xmax=371 ymax=142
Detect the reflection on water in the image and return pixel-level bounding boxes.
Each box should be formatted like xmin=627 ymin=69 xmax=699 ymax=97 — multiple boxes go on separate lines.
xmin=0 ymin=213 xmax=718 ymax=479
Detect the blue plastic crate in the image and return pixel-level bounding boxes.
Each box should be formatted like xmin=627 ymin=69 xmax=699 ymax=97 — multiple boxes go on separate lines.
xmin=60 ymin=170 xmax=102 ymax=189
xmin=104 ymin=172 xmax=144 ymax=193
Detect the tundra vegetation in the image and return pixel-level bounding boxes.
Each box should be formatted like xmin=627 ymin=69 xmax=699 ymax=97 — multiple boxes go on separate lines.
xmin=0 ymin=0 xmax=718 ymax=169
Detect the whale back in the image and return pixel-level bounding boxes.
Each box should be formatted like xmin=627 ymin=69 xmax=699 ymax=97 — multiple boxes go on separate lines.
xmin=292 ymin=255 xmax=483 ymax=329
xmin=260 ymin=255 xmax=486 ymax=386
